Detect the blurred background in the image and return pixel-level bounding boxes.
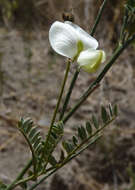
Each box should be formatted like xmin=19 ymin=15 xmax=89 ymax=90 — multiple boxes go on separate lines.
xmin=0 ymin=0 xmax=135 ymax=190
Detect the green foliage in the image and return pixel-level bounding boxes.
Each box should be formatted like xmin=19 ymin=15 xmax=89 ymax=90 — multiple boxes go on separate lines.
xmin=20 ymin=182 xmax=27 ymax=190
xmin=125 ymin=165 xmax=135 ymax=190
xmin=61 ymin=104 xmax=117 ymax=158
xmin=0 ymin=0 xmax=19 ymax=23
xmin=101 ymin=106 xmax=110 ymax=123
xmin=86 ymin=121 xmax=92 ymax=135
xmin=18 ymin=119 xmax=64 ymax=173
xmin=92 ymin=115 xmax=99 ymax=129
xmin=0 ymin=181 xmax=7 ymax=190
xmin=16 ymin=104 xmax=117 ymax=179
xmin=122 ymin=0 xmax=135 ymax=39
xmin=18 ymin=118 xmax=43 ymax=174
xmin=42 ymin=121 xmax=64 ymax=167
xmin=78 ymin=126 xmax=87 ymax=140
xmin=113 ymin=104 xmax=118 ymax=116
xmin=18 ymin=118 xmax=43 ymax=156
xmin=127 ymin=0 xmax=135 ymax=7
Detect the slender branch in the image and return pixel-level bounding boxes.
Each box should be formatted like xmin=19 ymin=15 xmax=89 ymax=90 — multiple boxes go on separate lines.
xmin=59 ymin=69 xmax=80 ymax=120
xmin=66 ymin=116 xmax=116 ymax=159
xmin=63 ymin=34 xmax=135 ymax=124
xmin=28 ymin=114 xmax=117 ymax=190
xmin=5 ymin=60 xmax=71 ymax=190
xmin=5 ymin=2 xmax=134 ymax=190
xmin=28 ymin=135 xmax=101 ymax=190
xmin=49 ymin=59 xmax=71 ymax=129
xmin=60 ymin=0 xmax=108 ymax=123
xmin=40 ymin=59 xmax=71 ymax=168
xmin=90 ymin=0 xmax=108 ymax=36
xmin=120 ymin=5 xmax=128 ymax=43
xmin=6 ymin=160 xmax=32 ymax=190
xmin=13 ymin=114 xmax=117 ymax=189
xmin=63 ymin=83 xmax=100 ymax=124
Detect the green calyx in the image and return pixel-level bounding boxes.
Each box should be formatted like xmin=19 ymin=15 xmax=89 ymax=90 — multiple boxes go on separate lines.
xmin=73 ymin=40 xmax=84 ymax=62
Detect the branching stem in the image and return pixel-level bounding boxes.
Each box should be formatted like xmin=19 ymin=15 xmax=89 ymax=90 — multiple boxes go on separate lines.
xmin=63 ymin=34 xmax=135 ymax=124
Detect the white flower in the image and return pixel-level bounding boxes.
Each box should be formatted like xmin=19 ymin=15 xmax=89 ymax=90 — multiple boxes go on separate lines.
xmin=78 ymin=49 xmax=106 ymax=73
xmin=49 ymin=21 xmax=106 ymax=73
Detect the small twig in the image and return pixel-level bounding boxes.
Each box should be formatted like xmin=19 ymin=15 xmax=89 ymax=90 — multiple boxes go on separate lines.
xmin=90 ymin=0 xmax=108 ymax=36
xmin=39 ymin=59 xmax=71 ymax=169
xmin=59 ymin=68 xmax=80 ymax=120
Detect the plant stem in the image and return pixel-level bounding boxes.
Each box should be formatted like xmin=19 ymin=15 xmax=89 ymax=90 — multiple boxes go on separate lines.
xmin=120 ymin=5 xmax=128 ymax=44
xmin=6 ymin=159 xmax=32 ymax=190
xmin=49 ymin=59 xmax=71 ymax=129
xmin=28 ymin=134 xmax=101 ymax=190
xmin=63 ymin=34 xmax=135 ymax=124
xmin=39 ymin=59 xmax=71 ymax=169
xmin=28 ymin=113 xmax=117 ymax=190
xmin=5 ymin=60 xmax=71 ymax=190
xmin=59 ymin=69 xmax=80 ymax=120
xmin=59 ymin=0 xmax=107 ymax=121
xmin=9 ymin=0 xmax=108 ymax=185
xmin=90 ymin=0 xmax=108 ymax=36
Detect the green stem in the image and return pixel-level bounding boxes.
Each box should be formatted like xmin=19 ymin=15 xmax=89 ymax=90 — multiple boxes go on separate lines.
xmin=48 ymin=59 xmax=71 ymax=129
xmin=90 ymin=0 xmax=108 ymax=36
xmin=6 ymin=60 xmax=71 ymax=190
xmin=28 ymin=134 xmax=100 ymax=190
xmin=63 ymin=34 xmax=135 ymax=124
xmin=39 ymin=59 xmax=71 ymax=169
xmin=28 ymin=114 xmax=117 ymax=190
xmin=6 ymin=159 xmax=32 ymax=190
xmin=67 ymin=116 xmax=116 ymax=159
xmin=120 ymin=5 xmax=128 ymax=44
xmin=59 ymin=69 xmax=80 ymax=120
xmin=59 ymin=0 xmax=107 ymax=121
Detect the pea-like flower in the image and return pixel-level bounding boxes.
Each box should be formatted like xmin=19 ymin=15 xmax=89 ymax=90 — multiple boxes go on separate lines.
xmin=49 ymin=21 xmax=106 ymax=73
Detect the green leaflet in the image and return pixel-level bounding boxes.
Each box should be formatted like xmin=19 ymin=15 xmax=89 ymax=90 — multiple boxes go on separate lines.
xmin=43 ymin=121 xmax=64 ymax=166
xmin=17 ymin=118 xmax=43 ymax=174
xmin=78 ymin=126 xmax=87 ymax=140
xmin=86 ymin=121 xmax=92 ymax=135
xmin=101 ymin=106 xmax=110 ymax=123
xmin=61 ymin=104 xmax=118 ymax=159
xmin=92 ymin=115 xmax=99 ymax=129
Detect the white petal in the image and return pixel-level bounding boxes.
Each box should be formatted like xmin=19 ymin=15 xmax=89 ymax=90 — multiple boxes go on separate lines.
xmin=77 ymin=49 xmax=105 ymax=73
xmin=49 ymin=21 xmax=79 ymax=58
xmin=65 ymin=21 xmax=98 ymax=50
